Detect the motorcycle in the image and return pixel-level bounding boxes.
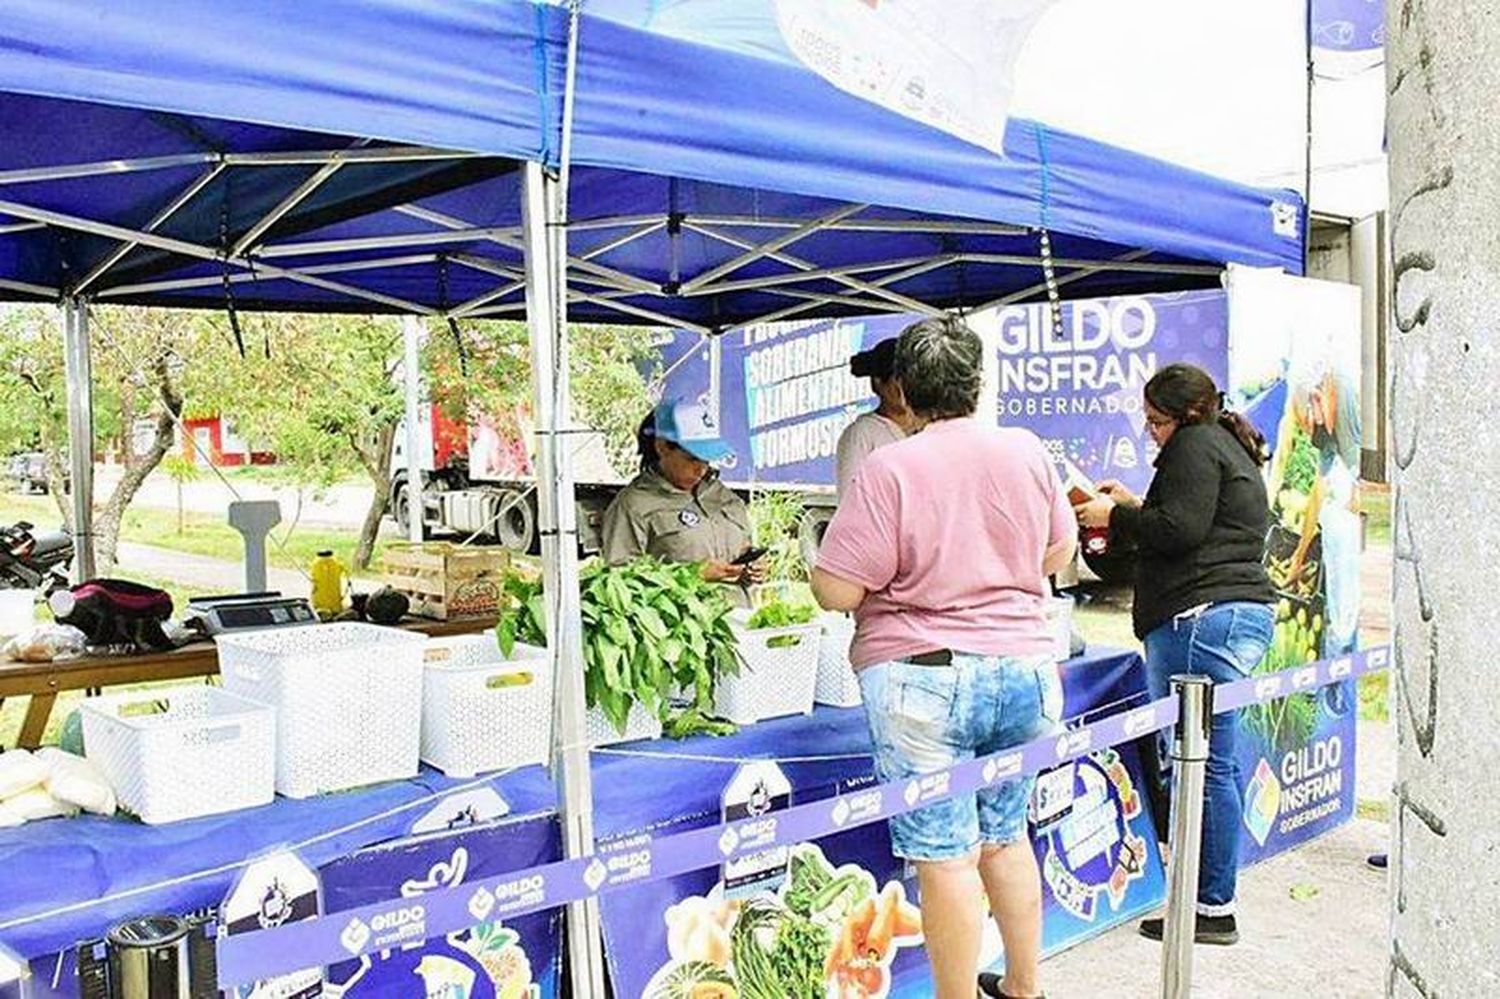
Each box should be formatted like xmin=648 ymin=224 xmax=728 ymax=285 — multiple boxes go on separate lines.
xmin=0 ymin=521 xmax=73 ymax=595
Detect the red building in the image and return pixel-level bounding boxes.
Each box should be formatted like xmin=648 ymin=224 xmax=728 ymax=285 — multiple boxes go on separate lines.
xmin=179 ymin=416 xmax=275 ymax=467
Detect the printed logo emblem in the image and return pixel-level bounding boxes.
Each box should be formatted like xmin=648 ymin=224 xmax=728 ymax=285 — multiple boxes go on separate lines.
xmin=1271 ymin=200 xmax=1301 ymax=238
xmin=1256 ymin=677 xmax=1283 ymax=701
xmin=718 ymin=827 xmax=740 ymax=856
xmin=830 ymin=798 xmax=851 ymax=827
xmin=1055 ymin=729 xmax=1092 ymax=760
xmin=1292 ymin=667 xmax=1318 ymax=690
xmin=467 ymin=887 xmax=495 ymax=922
xmin=984 ymin=752 xmax=1023 ymax=784
xmin=583 ymin=858 xmax=609 ymax=891
xmin=1329 ymin=658 xmax=1353 ymax=680
xmin=903 ymin=780 xmax=922 ymax=808
xmin=1123 ymin=707 xmax=1157 ymax=737
xmin=340 ymin=918 xmax=371 ymax=955
xmin=679 ymin=508 xmax=702 ymax=527
xmin=1242 ymin=758 xmax=1282 ymax=847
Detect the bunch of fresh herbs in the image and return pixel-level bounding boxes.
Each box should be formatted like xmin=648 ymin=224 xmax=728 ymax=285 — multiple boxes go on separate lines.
xmin=495 ymin=558 xmax=743 ymax=737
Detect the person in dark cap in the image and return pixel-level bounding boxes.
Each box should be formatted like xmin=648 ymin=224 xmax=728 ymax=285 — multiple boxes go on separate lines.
xmin=836 ymin=337 xmax=915 ymax=497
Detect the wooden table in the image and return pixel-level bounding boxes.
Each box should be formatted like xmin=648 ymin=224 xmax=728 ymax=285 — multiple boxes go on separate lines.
xmin=0 ymin=616 xmax=497 ymax=749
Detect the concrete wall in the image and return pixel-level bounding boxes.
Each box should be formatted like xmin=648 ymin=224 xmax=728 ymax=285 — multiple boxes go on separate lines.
xmin=1387 ymin=2 xmax=1500 ymax=995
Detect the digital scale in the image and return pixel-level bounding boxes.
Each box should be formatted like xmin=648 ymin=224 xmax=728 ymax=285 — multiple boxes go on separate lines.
xmin=186 ymin=591 xmax=317 ymax=635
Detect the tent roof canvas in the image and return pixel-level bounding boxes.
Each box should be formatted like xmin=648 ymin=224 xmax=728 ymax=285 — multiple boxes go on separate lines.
xmin=0 ymin=0 xmax=1303 ymax=324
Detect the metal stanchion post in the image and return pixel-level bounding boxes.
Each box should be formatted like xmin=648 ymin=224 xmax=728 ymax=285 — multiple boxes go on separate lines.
xmin=1160 ymin=674 xmax=1213 ymax=999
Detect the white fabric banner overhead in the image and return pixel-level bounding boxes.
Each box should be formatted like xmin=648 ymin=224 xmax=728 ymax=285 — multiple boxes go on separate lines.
xmin=770 ymin=0 xmax=1056 ymax=155
xmin=588 ymin=0 xmax=1056 ymax=155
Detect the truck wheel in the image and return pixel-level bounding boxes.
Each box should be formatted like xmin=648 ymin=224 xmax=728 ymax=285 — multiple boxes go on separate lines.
xmin=394 ymin=479 xmax=427 ymax=541
xmin=495 ymin=489 xmax=537 ymax=554
xmin=798 ymin=507 xmax=836 ymax=569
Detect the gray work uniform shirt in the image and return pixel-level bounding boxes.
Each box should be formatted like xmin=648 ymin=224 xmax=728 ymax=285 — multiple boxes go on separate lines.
xmin=600 ymin=469 xmax=751 ymax=568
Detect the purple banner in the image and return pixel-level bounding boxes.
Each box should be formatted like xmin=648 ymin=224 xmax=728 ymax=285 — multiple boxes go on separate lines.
xmin=217 ymin=648 xmax=1388 ymax=989
xmin=993 ymin=289 xmax=1229 ymax=498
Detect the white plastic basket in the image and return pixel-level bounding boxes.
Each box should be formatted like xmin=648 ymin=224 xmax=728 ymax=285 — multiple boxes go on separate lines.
xmin=1045 ymin=596 xmax=1075 ymax=662
xmin=216 ymin=623 xmax=426 ymax=798
xmin=815 ymin=613 xmax=862 ymax=708
xmin=586 ymin=702 xmax=663 ymax=747
xmin=80 ymin=686 xmax=274 ymax=824
xmin=717 ymin=610 xmax=821 ymax=724
xmin=421 ymin=634 xmax=553 ymax=777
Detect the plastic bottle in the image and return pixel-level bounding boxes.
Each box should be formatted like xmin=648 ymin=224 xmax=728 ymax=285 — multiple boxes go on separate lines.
xmin=310 ymin=550 xmax=347 ymax=618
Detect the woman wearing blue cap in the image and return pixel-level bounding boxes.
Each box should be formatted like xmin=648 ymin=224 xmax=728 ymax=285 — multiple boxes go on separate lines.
xmin=600 ymin=399 xmax=766 ymax=596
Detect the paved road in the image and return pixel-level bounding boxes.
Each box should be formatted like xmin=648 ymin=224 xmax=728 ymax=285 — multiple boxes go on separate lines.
xmin=94 ymin=464 xmax=377 ymax=531
xmin=115 ymin=542 xmax=380 ymax=599
xmin=1045 ymin=715 xmax=1394 ymax=997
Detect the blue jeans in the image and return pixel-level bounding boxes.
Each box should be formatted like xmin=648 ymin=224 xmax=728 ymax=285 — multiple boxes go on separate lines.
xmin=858 ymin=654 xmax=1061 ymax=861
xmin=1144 ymin=601 xmax=1274 ymax=915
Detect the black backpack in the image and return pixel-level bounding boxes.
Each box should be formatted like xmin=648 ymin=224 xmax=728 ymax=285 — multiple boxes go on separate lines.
xmin=50 ymin=579 xmax=174 ymax=651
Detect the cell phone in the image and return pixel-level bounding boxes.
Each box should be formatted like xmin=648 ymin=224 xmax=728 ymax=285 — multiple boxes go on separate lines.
xmin=732 ymin=546 xmax=768 ymax=565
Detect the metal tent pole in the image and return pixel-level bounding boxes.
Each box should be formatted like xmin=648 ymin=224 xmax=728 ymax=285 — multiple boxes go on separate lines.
xmin=400 ymin=316 xmax=426 ymax=545
xmin=522 ymin=160 xmax=606 ymax=998
xmin=1160 ymin=674 xmax=1213 ymax=999
xmin=61 ymin=298 xmax=96 ymax=583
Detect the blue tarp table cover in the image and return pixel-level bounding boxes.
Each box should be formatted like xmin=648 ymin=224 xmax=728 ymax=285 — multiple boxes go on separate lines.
xmin=0 ymin=648 xmax=1144 ymax=962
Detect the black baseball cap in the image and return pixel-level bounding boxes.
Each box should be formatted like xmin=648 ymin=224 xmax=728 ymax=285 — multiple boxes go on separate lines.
xmin=849 ymin=337 xmax=897 ymax=379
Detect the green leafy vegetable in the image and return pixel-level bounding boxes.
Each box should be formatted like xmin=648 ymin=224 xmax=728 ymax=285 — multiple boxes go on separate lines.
xmin=1282 ymin=427 xmax=1319 ymax=495
xmin=731 ymin=898 xmax=831 ymax=999
xmin=748 ymin=489 xmax=809 ymax=583
xmin=498 ymin=559 xmax=743 ymax=737
xmin=784 ymin=847 xmax=869 ymax=929
xmin=746 ymin=600 xmax=818 ymax=631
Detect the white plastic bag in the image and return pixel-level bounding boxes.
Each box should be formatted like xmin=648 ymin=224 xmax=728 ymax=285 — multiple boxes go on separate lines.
xmin=0 ymin=750 xmax=46 ymax=800
xmin=3 ymin=624 xmax=86 ymax=663
xmin=4 ymin=786 xmax=77 ymax=821
xmin=38 ymin=747 xmax=116 ymax=816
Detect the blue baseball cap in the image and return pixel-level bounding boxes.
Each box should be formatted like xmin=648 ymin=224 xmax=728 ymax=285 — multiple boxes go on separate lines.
xmin=653 ymin=399 xmax=735 ymax=465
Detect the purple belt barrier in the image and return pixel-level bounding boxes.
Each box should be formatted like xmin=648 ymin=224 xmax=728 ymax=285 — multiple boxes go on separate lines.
xmin=217 ymin=645 xmax=1389 ymax=987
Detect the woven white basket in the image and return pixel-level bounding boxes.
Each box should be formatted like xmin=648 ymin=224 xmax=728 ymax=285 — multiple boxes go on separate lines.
xmin=815 ymin=613 xmax=861 ymax=708
xmin=717 ymin=610 xmax=821 ymax=724
xmin=1045 ymin=596 xmax=1074 ymax=662
xmin=421 ymin=634 xmax=553 ymax=777
xmin=586 ymin=702 xmax=663 ymax=747
xmin=216 ymin=623 xmax=425 ymax=798
xmin=80 ymin=686 xmax=274 ymax=824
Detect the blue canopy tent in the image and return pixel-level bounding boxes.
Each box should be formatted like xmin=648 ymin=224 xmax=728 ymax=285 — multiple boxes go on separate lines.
xmin=0 ymin=0 xmax=1302 ymax=325
xmin=0 ymin=2 xmax=1303 ymax=992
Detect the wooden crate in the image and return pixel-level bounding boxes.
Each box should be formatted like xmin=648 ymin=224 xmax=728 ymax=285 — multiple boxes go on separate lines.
xmin=382 ymin=542 xmax=510 ymax=620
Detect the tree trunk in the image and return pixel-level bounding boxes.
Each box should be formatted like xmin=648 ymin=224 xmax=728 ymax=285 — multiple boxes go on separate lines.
xmin=94 ymin=355 xmax=183 ymax=574
xmin=352 ymin=421 xmax=397 ymax=570
xmin=1386 ymin=4 xmax=1500 ymax=996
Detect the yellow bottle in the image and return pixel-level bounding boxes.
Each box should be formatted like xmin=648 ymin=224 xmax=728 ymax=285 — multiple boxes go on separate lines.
xmin=310 ymin=549 xmax=347 ymax=618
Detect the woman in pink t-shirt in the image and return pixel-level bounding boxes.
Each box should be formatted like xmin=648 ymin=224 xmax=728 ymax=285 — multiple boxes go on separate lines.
xmin=813 ymin=317 xmax=1076 ymax=999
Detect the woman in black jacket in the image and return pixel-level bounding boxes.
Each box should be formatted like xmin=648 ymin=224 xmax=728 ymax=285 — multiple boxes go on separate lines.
xmin=1075 ymin=362 xmax=1274 ymax=948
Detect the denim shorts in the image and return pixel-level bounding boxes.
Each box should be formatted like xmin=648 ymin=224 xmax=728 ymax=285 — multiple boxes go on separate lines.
xmin=858 ymin=653 xmax=1062 ymax=862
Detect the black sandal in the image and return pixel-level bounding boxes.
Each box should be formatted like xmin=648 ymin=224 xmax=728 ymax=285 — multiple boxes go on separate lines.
xmin=977 ymin=971 xmax=1046 ymax=999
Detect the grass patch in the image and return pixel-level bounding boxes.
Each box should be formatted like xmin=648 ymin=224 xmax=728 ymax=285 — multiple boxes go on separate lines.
xmin=1070 ymin=586 xmax=1139 ymax=652
xmin=1 ymin=489 xmax=388 ymax=578
xmin=1362 ymin=484 xmax=1391 ymax=547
